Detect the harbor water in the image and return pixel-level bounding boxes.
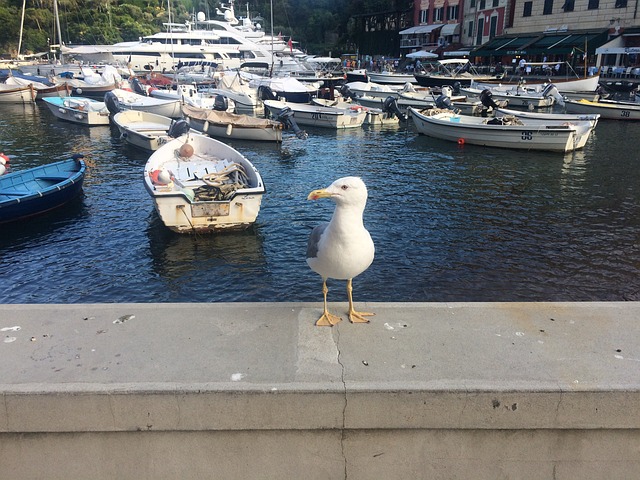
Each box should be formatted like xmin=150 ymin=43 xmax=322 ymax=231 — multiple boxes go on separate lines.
xmin=1 ymin=102 xmax=640 ymax=303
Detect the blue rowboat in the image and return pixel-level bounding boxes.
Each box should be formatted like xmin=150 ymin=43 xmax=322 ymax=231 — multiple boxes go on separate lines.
xmin=0 ymin=155 xmax=86 ymax=224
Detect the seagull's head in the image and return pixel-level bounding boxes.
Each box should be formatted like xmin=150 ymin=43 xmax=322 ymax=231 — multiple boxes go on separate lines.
xmin=307 ymin=176 xmax=368 ymax=207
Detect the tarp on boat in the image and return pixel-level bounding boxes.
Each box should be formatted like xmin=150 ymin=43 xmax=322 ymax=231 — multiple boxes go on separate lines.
xmin=182 ymin=105 xmax=282 ymax=129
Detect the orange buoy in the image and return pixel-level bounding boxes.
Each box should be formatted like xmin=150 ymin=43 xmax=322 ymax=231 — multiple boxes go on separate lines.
xmin=179 ymin=143 xmax=194 ymax=158
xmin=457 ymin=138 xmax=465 ymax=145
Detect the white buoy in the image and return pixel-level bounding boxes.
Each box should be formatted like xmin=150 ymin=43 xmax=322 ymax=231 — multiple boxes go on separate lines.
xmin=226 ymin=124 xmax=233 ymax=136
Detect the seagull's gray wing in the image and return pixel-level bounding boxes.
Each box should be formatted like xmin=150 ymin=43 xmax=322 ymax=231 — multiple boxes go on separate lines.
xmin=307 ymin=222 xmax=329 ymax=259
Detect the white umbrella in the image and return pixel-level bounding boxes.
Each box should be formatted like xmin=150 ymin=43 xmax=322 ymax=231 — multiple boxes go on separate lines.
xmin=407 ymin=50 xmax=438 ymax=59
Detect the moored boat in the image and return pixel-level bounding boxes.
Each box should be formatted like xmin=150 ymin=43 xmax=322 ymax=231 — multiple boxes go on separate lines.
xmin=461 ymin=83 xmax=562 ymax=109
xmin=112 ymin=110 xmax=193 ymax=151
xmin=495 ymin=107 xmax=600 ymax=128
xmin=104 ymin=89 xmax=184 ymax=118
xmin=42 ymin=96 xmax=111 ymax=126
xmin=182 ymin=104 xmax=284 ymax=142
xmin=143 ymin=133 xmax=266 ymax=233
xmin=263 ymin=99 xmax=367 ymax=129
xmin=563 ymin=98 xmax=640 ymax=120
xmin=413 ymin=59 xmax=499 ymax=88
xmin=367 ymin=71 xmax=417 ymax=85
xmin=0 ymin=83 xmax=36 ymax=103
xmin=408 ymin=107 xmax=592 ymax=152
xmin=0 ymin=155 xmax=86 ymax=224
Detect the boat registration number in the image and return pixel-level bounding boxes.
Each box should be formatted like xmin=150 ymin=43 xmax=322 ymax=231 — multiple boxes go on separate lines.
xmin=192 ymin=203 xmax=230 ymax=217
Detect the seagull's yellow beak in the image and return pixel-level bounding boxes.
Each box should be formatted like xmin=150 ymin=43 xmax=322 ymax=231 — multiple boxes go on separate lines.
xmin=307 ymin=188 xmax=332 ymax=201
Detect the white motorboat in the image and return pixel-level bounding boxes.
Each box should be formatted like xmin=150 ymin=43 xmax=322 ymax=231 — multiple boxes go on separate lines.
xmin=263 ymin=99 xmax=367 ymax=129
xmin=563 ymin=98 xmax=640 ymax=120
xmin=355 ymin=92 xmax=484 ymax=117
xmin=408 ymin=107 xmax=592 ymax=152
xmin=182 ymin=104 xmax=284 ymax=142
xmin=144 ymin=132 xmax=266 ymax=233
xmin=367 ymin=71 xmax=417 ymax=85
xmin=148 ymin=83 xmax=235 ymax=111
xmin=344 ymin=81 xmax=405 ymax=99
xmin=112 ymin=110 xmax=193 ymax=151
xmin=64 ymin=65 xmax=121 ymax=98
xmin=104 ymin=89 xmax=184 ymax=118
xmin=461 ymin=83 xmax=563 ymax=109
xmin=311 ymin=98 xmax=402 ymax=126
xmin=204 ymin=70 xmax=260 ymax=112
xmin=251 ymin=76 xmax=319 ymax=103
xmin=495 ymin=107 xmax=600 ymax=129
xmin=42 ymin=96 xmax=111 ymax=126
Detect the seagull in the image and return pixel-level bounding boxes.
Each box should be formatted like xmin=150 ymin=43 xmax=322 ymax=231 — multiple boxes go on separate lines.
xmin=306 ymin=177 xmax=375 ymax=327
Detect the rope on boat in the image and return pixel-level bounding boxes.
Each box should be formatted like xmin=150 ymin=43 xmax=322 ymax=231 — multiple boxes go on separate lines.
xmin=195 ymin=162 xmax=250 ymax=201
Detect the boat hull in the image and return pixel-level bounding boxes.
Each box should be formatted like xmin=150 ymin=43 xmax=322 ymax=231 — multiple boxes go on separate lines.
xmin=143 ymin=133 xmax=265 ymax=233
xmin=263 ymin=99 xmax=367 ymax=129
xmin=0 ymin=85 xmax=36 ymax=103
xmin=409 ymin=108 xmax=588 ymax=152
xmin=112 ymin=110 xmax=180 ymax=151
xmin=367 ymin=72 xmax=417 ymax=85
xmin=0 ymin=157 xmax=86 ymax=224
xmin=564 ymin=99 xmax=640 ymax=120
xmin=414 ymin=73 xmax=496 ymax=88
xmin=108 ymin=89 xmax=184 ymax=119
xmin=43 ymin=97 xmax=111 ymax=126
xmin=182 ymin=105 xmax=282 ymax=142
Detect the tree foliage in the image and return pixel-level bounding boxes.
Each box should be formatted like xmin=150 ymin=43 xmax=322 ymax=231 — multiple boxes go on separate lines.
xmin=1 ymin=0 xmax=399 ymax=57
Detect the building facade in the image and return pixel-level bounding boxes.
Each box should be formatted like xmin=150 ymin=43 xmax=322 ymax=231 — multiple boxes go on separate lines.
xmin=401 ymin=0 xmax=640 ymax=68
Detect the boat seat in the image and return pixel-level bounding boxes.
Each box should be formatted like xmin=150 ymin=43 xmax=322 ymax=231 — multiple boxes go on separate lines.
xmin=130 ymin=122 xmax=169 ymax=132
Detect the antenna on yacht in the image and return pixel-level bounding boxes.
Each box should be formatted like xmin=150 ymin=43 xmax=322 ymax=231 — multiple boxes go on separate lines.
xmin=269 ymin=0 xmax=274 ymax=77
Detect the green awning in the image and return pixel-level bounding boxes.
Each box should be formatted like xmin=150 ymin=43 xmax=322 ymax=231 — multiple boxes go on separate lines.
xmin=471 ymin=36 xmax=539 ymax=57
xmin=471 ymin=30 xmax=609 ymax=57
xmin=523 ymin=31 xmax=609 ymax=55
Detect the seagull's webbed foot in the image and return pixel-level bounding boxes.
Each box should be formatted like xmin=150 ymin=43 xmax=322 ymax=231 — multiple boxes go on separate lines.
xmin=346 ymin=278 xmax=374 ymax=324
xmin=315 ymin=279 xmax=342 ymax=327
xmin=316 ymin=311 xmax=342 ymax=327
xmin=348 ymin=309 xmax=374 ymax=324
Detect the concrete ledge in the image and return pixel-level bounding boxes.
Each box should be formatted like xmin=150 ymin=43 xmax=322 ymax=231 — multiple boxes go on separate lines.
xmin=2 ymin=302 xmax=640 ymax=478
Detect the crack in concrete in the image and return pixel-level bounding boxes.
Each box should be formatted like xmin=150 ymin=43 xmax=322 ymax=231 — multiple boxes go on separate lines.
xmin=335 ymin=327 xmax=348 ymax=479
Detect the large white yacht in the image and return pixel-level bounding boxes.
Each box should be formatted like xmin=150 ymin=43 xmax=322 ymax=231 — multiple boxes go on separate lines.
xmin=108 ymin=2 xmax=304 ymax=74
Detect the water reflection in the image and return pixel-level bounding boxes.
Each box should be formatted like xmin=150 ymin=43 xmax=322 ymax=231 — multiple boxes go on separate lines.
xmin=146 ymin=213 xmax=268 ymax=301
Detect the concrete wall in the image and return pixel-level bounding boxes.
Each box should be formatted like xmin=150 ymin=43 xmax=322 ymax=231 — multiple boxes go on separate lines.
xmin=2 ymin=302 xmax=640 ymax=479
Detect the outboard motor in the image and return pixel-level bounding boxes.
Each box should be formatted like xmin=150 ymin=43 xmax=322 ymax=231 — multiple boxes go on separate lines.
xmin=103 ymin=91 xmax=121 ymax=115
xmin=167 ymin=119 xmax=191 ymax=139
xmin=276 ymin=107 xmax=308 ymax=140
xmin=213 ymin=94 xmax=229 ymax=111
xmin=131 ymin=78 xmax=147 ymax=96
xmin=382 ymin=96 xmax=407 ymax=122
xmin=541 ymin=83 xmax=564 ymax=107
xmin=435 ymin=94 xmax=452 ymax=110
xmin=452 ymin=81 xmax=462 ymax=95
xmin=338 ymin=84 xmax=357 ymax=100
xmin=479 ymin=89 xmax=499 ymax=110
xmin=258 ymin=85 xmax=278 ymax=101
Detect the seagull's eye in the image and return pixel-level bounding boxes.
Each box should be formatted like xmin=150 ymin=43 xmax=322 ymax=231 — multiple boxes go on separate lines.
xmin=341 ymin=185 xmax=349 ymax=190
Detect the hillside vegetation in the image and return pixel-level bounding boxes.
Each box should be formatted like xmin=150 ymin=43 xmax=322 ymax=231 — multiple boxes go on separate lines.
xmin=0 ymin=0 xmax=398 ymax=58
